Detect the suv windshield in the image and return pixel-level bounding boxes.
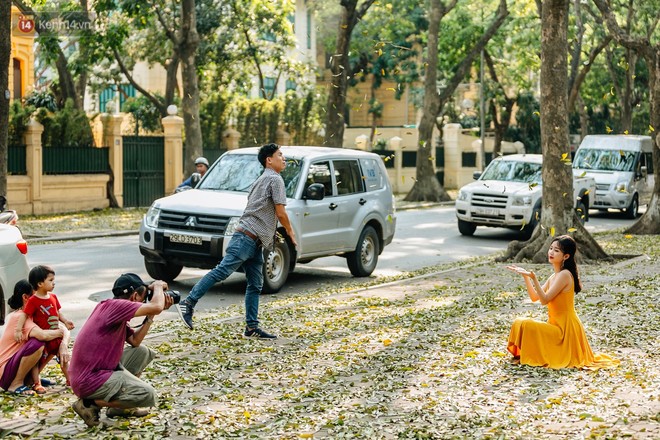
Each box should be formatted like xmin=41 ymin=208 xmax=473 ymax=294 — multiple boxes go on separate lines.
xmin=198 ymin=153 xmax=303 ymax=198
xmin=573 ymin=148 xmax=638 ymax=171
xmin=480 ymin=160 xmax=542 ymax=184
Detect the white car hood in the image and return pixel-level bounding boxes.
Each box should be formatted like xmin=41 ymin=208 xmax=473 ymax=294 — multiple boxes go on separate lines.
xmin=461 ymin=180 xmax=541 ymax=196
xmin=574 ymin=170 xmax=626 ymax=185
xmin=153 ymin=189 xmax=249 ymax=216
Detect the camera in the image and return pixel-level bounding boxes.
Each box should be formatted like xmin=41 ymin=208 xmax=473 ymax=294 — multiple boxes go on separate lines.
xmin=145 ymin=289 xmax=181 ymax=304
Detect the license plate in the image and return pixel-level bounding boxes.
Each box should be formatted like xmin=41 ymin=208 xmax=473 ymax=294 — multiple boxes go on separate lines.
xmin=169 ymin=233 xmax=202 ymax=245
xmin=475 ymin=208 xmax=498 ymax=216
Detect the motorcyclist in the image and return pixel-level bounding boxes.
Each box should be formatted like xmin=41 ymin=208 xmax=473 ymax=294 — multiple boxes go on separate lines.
xmin=177 ymin=157 xmax=209 ymax=191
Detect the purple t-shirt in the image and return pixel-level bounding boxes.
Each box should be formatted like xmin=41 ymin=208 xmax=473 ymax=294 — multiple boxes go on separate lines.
xmin=68 ymin=299 xmax=141 ymax=398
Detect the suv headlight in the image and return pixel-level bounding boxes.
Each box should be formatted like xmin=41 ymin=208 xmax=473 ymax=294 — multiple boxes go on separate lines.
xmin=144 ymin=205 xmax=161 ymax=228
xmin=457 ymin=190 xmax=469 ymax=201
xmin=224 ymin=217 xmax=241 ymax=235
xmin=512 ymin=196 xmax=532 ymax=206
xmin=615 ymin=181 xmax=629 ymax=193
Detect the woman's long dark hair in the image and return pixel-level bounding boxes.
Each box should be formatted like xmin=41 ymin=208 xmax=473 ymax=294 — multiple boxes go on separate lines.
xmin=8 ymin=279 xmax=33 ymax=310
xmin=552 ymin=235 xmax=582 ymax=293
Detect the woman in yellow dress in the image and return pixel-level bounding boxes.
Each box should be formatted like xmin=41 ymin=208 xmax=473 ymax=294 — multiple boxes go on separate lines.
xmin=506 ymin=235 xmax=618 ymax=369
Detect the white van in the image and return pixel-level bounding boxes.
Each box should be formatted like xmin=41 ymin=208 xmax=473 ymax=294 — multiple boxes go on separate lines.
xmin=573 ymin=135 xmax=654 ymax=218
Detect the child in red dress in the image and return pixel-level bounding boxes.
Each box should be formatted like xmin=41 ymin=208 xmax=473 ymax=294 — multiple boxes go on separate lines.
xmin=14 ymin=265 xmax=74 ymax=392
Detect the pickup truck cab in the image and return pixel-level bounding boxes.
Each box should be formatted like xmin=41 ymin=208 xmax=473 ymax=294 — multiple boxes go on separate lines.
xmin=139 ymin=146 xmax=396 ymax=293
xmin=455 ymin=154 xmax=595 ymax=238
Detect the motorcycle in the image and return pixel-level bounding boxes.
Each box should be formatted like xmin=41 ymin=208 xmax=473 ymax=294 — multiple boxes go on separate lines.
xmin=0 ymin=196 xmax=19 ymax=225
xmin=173 ymin=172 xmax=202 ymax=194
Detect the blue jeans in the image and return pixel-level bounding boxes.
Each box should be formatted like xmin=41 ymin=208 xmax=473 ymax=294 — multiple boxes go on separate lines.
xmin=185 ymin=231 xmax=264 ymax=328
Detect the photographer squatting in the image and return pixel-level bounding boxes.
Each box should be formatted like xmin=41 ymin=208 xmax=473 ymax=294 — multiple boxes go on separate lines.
xmin=68 ymin=273 xmax=176 ymax=427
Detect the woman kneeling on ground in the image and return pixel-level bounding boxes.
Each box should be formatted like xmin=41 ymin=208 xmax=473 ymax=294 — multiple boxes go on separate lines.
xmin=0 ymin=280 xmax=70 ymax=395
xmin=506 ymin=235 xmax=619 ymax=369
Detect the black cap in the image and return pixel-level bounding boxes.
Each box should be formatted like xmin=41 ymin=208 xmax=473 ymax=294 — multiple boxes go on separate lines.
xmin=112 ymin=273 xmax=148 ymax=297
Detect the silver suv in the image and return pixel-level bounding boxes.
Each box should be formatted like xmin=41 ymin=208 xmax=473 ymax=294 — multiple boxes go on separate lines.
xmin=139 ymin=146 xmax=397 ymax=293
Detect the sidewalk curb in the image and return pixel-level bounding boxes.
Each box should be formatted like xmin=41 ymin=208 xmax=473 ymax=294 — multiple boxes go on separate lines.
xmin=27 ymin=230 xmax=138 ymax=243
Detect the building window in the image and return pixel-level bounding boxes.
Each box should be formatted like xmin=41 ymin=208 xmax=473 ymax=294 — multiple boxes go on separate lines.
xmin=99 ymin=84 xmax=136 ymax=112
xmin=262 ymin=31 xmax=276 ymax=42
xmin=262 ymin=77 xmax=276 ymax=99
xmin=288 ymin=13 xmax=295 ymax=33
xmin=13 ymin=59 xmax=22 ymax=100
xmin=306 ymin=11 xmax=312 ymax=49
xmin=285 ymin=80 xmax=296 ymax=92
xmin=462 ymin=152 xmax=477 ymax=167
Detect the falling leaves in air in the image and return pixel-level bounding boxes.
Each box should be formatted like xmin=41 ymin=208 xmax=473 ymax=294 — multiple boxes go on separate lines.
xmin=578 ymin=171 xmax=587 ymax=177
xmin=624 ymin=130 xmax=629 ymax=135
xmin=624 ymin=234 xmax=633 ymax=239
xmin=528 ymin=182 xmax=539 ymax=191
xmin=382 ymin=339 xmax=393 ymax=346
xmin=533 ymin=111 xmax=540 ymax=117
xmin=550 ymin=226 xmax=556 ymax=237
xmin=563 ymin=192 xmax=568 ymax=197
xmin=606 ymin=126 xmax=613 ymax=134
xmin=387 ymin=214 xmax=394 ymax=223
xmin=568 ymin=227 xmax=577 ymax=232
xmin=649 ymin=125 xmax=655 ymax=133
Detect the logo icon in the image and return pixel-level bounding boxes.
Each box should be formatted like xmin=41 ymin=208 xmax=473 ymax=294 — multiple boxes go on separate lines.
xmin=17 ymin=15 xmax=35 ymax=34
xmin=184 ymin=216 xmax=197 ymax=227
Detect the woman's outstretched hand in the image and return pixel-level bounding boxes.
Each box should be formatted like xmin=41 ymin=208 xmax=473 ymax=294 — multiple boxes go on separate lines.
xmin=506 ymin=265 xmax=532 ymax=276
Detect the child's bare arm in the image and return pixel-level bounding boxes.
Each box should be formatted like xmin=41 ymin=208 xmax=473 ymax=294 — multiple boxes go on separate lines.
xmin=14 ymin=311 xmax=28 ymax=342
xmin=58 ymin=311 xmax=75 ymax=330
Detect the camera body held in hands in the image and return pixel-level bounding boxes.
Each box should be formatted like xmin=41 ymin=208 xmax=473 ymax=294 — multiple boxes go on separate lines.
xmin=145 ymin=289 xmax=181 ymax=304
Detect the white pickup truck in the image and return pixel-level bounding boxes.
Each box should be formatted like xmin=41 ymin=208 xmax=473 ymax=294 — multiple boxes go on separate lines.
xmin=455 ymin=154 xmax=596 ymax=238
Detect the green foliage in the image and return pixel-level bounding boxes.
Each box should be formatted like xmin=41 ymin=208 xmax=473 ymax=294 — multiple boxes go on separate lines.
xmin=8 ymin=101 xmax=33 ymax=147
xmin=122 ymin=95 xmax=163 ymax=134
xmin=24 ymin=90 xmax=58 ymax=112
xmin=507 ymin=92 xmax=541 ymax=153
xmin=201 ymin=90 xmax=326 ymax=148
xmin=36 ymin=99 xmax=95 ymax=148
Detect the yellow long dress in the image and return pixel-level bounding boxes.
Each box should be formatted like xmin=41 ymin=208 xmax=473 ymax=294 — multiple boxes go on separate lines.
xmin=507 ymin=278 xmax=619 ymax=370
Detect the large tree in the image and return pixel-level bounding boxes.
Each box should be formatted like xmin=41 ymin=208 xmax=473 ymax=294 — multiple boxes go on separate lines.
xmin=405 ymin=0 xmax=508 ymax=202
xmin=323 ymin=0 xmax=377 ymax=147
xmin=0 ymin=0 xmax=11 ymax=197
xmin=500 ymin=0 xmax=608 ymax=262
xmin=594 ymin=0 xmax=660 ymax=235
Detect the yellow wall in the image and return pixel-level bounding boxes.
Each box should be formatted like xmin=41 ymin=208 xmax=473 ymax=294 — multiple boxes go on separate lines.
xmin=9 ymin=6 xmax=36 ymax=100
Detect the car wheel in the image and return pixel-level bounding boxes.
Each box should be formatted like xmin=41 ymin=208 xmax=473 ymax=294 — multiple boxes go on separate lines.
xmin=262 ymin=239 xmax=290 ymax=293
xmin=624 ymin=195 xmax=638 ymax=219
xmin=457 ymin=219 xmax=476 ymax=236
xmin=144 ymin=260 xmax=183 ymax=282
xmin=521 ymin=206 xmax=541 ymax=239
xmin=575 ymin=200 xmax=587 ymax=225
xmin=347 ymin=226 xmax=380 ymax=277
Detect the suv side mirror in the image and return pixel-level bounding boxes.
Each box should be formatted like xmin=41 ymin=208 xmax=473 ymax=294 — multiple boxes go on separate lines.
xmin=640 ymin=165 xmax=648 ymax=178
xmin=190 ymin=172 xmax=202 ymax=187
xmin=304 ymin=183 xmax=325 ymax=200
xmin=473 ymin=171 xmax=482 ymax=180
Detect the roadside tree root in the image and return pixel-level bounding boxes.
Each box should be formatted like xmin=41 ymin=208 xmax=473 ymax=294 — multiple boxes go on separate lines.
xmin=404 ymin=176 xmax=452 ymax=202
xmin=496 ymin=220 xmax=612 ymax=264
xmin=625 ymin=196 xmax=660 ymax=235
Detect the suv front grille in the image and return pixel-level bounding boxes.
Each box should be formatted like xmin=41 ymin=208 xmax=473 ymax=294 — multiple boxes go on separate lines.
xmin=596 ymin=183 xmax=611 ymax=191
xmin=471 ymin=192 xmax=508 ymax=208
xmin=158 ymin=210 xmax=231 ymax=234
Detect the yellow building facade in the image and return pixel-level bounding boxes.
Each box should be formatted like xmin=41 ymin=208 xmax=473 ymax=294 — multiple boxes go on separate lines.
xmin=9 ymin=5 xmax=36 ymax=100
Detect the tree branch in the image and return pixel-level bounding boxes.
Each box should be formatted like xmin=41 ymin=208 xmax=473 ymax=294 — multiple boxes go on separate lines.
xmin=592 ymin=0 xmax=653 ymax=58
xmin=568 ymin=35 xmax=612 ymax=111
xmin=112 ymin=47 xmax=166 ymax=115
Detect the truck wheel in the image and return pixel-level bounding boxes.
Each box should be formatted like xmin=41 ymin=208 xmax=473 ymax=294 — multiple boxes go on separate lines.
xmin=347 ymin=226 xmax=380 ymax=277
xmin=521 ymin=207 xmax=541 ymax=239
xmin=262 ymin=239 xmax=290 ymax=293
xmin=575 ymin=200 xmax=587 ymax=225
xmin=144 ymin=261 xmax=183 ymax=282
xmin=624 ymin=195 xmax=638 ymax=219
xmin=457 ymin=219 xmax=476 ymax=236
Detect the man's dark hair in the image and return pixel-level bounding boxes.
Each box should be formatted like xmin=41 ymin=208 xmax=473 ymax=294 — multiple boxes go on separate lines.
xmin=258 ymin=143 xmax=280 ymax=167
xmin=28 ymin=265 xmax=55 ymax=290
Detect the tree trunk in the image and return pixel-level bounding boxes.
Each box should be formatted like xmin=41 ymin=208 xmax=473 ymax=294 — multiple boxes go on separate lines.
xmin=403 ymin=0 xmax=448 ymax=201
xmin=180 ymin=0 xmax=203 ymax=174
xmin=499 ymin=0 xmax=608 ymax=262
xmin=593 ymin=0 xmax=660 ymax=234
xmin=0 ymin=0 xmax=10 ymax=197
xmin=626 ymin=56 xmax=660 ymax=234
xmin=406 ymin=0 xmax=507 ymax=202
xmin=324 ymin=2 xmax=356 ymax=148
xmin=324 ymin=0 xmax=376 ymax=147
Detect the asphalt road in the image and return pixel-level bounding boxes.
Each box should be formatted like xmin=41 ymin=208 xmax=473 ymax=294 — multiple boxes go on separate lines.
xmin=11 ymin=206 xmax=639 ymax=336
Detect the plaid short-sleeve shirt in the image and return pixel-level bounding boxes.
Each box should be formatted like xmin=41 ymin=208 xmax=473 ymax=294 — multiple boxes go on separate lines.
xmin=239 ymin=168 xmax=287 ymax=249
